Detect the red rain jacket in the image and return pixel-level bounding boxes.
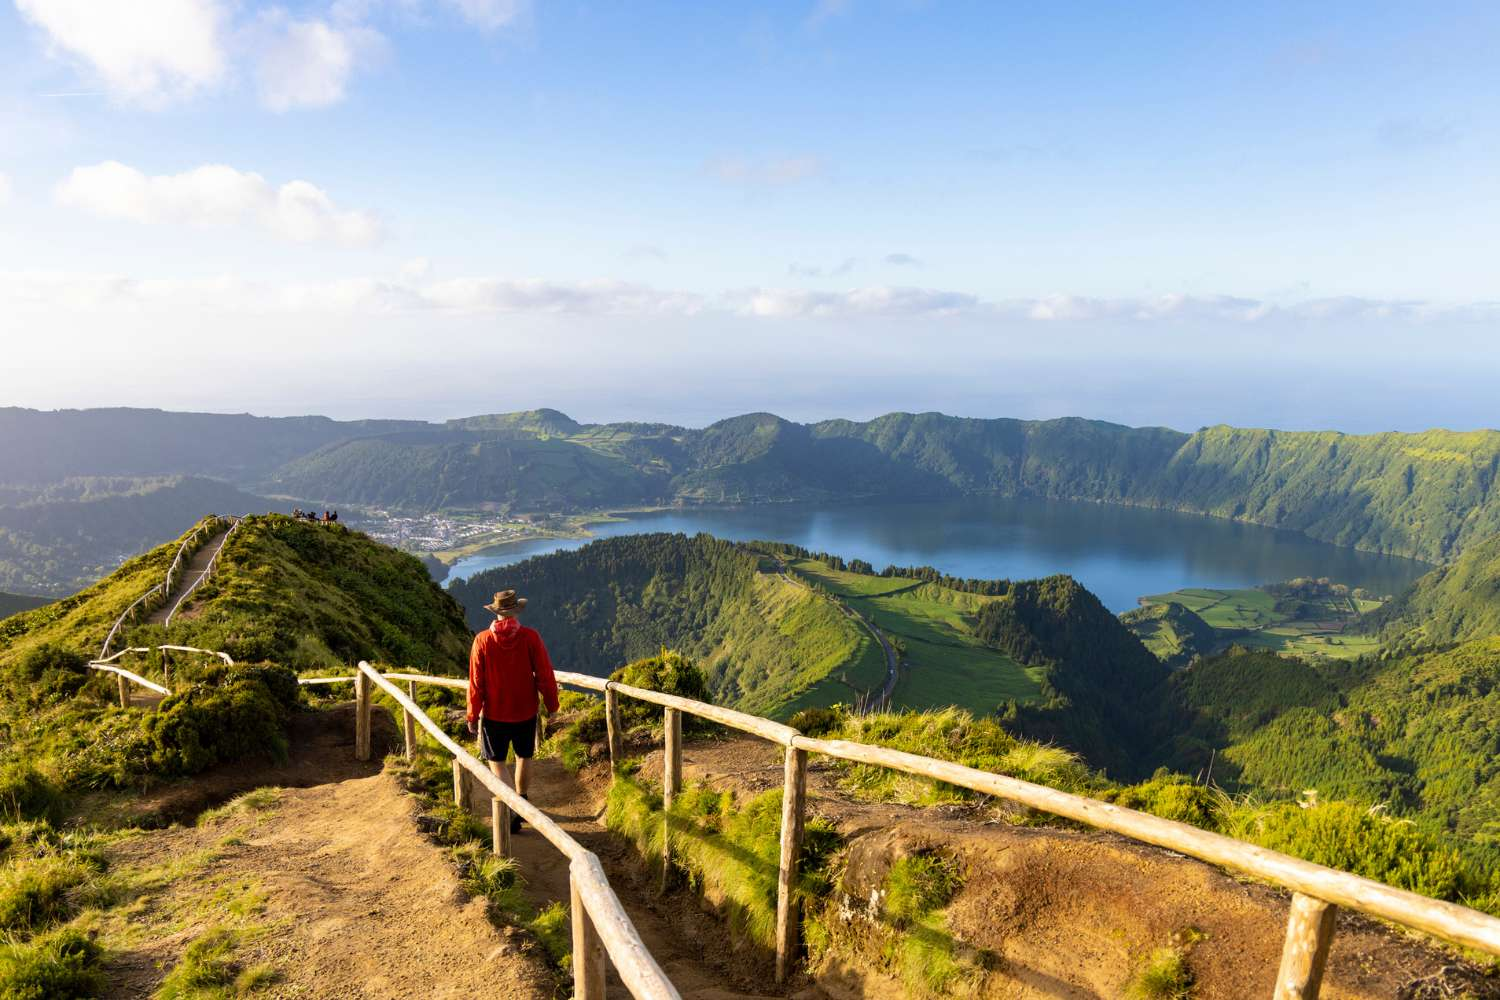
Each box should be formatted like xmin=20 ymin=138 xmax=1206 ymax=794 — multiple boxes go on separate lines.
xmin=467 ymin=617 xmax=560 ymax=725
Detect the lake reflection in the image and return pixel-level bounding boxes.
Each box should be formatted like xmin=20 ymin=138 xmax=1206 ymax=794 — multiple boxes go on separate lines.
xmin=443 ymin=498 xmax=1431 ymax=612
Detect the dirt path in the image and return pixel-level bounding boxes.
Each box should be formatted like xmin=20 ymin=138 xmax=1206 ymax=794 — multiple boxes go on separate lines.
xmin=465 ymin=754 xmax=809 ymax=1000
xmin=100 ymin=708 xmax=557 ymax=999
xmin=147 ymin=526 xmax=231 ymax=625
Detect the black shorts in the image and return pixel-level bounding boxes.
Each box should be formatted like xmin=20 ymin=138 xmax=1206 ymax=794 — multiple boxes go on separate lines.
xmin=479 ymin=716 xmax=537 ymax=762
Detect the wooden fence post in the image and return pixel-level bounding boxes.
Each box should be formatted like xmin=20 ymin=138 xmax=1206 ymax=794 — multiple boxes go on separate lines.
xmin=570 ymin=870 xmax=607 ymax=1000
xmin=492 ymin=795 xmax=511 ymax=858
xmin=160 ymin=648 xmax=171 ymax=691
xmin=453 ymin=759 xmax=473 ymax=811
xmin=605 ymin=685 xmax=623 ymax=770
xmin=775 ymin=744 xmax=808 ymax=984
xmin=402 ymin=680 xmax=417 ymax=760
xmin=354 ymin=668 xmax=371 ymax=761
xmin=661 ymin=706 xmax=682 ymax=890
xmin=116 ymin=674 xmax=130 ymax=709
xmin=1274 ymin=893 xmax=1337 ymax=1000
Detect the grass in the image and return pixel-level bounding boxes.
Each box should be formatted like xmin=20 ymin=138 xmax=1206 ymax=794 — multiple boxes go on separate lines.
xmin=196 ymin=788 xmax=280 ymax=827
xmin=154 ymin=927 xmax=276 ymax=998
xmin=605 ymin=771 xmax=841 ymax=951
xmin=1125 ymin=945 xmax=1195 ymax=1000
xmin=788 ymin=560 xmax=1044 ymax=713
xmin=0 ymin=926 xmax=107 ymax=998
xmin=1138 ymin=587 xmax=1378 ymax=660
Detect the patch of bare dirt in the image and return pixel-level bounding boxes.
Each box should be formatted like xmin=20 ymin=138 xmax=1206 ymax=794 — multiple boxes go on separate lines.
xmin=613 ymin=733 xmax=1500 ymax=1000
xmin=102 ymin=761 xmax=556 ymax=998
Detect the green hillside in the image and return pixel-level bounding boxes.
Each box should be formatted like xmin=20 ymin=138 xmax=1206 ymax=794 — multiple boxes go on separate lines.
xmin=1135 ymin=582 xmax=1380 ymax=660
xmin=13 ymin=406 xmax=1500 ymax=565
xmin=0 ymin=515 xmax=470 ymax=673
xmin=448 ymin=535 xmax=1160 ymax=764
xmin=1367 ymin=533 xmax=1500 ymax=648
xmin=1158 ymin=640 xmax=1500 ymax=855
xmin=0 ymin=476 xmax=278 ymax=597
xmin=447 ymin=533 xmax=886 ymax=719
xmin=1119 ymin=600 xmax=1217 ymax=667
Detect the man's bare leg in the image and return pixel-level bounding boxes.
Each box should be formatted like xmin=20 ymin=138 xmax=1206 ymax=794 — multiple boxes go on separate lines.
xmin=488 ymin=759 xmax=514 ymax=790
xmin=514 ymin=756 xmax=531 ymax=797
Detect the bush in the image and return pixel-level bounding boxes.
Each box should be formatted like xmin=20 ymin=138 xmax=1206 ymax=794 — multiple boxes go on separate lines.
xmin=0 ymin=765 xmax=60 ymax=825
xmin=1103 ymin=773 xmax=1223 ymax=830
xmin=143 ymin=666 xmax=298 ymax=777
xmin=0 ymin=854 xmax=98 ymax=932
xmin=1246 ymin=800 xmax=1465 ymax=900
xmin=787 ymin=705 xmax=845 ymax=737
xmin=3 ymin=645 xmax=89 ymax=707
xmin=612 ymin=650 xmax=708 ymax=728
xmin=1126 ymin=946 xmax=1194 ymax=1000
xmin=0 ymin=927 xmax=106 ymax=1000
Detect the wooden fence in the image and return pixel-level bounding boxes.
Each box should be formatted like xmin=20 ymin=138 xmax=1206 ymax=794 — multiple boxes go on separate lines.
xmin=104 ymin=659 xmax=1500 ymax=999
xmin=98 ymin=515 xmax=241 ymax=658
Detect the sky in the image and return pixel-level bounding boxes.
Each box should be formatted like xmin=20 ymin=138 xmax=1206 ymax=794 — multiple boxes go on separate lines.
xmin=0 ymin=0 xmax=1497 ymax=431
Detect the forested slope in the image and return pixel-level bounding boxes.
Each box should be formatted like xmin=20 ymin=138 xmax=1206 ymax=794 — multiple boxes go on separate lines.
xmin=0 ymin=476 xmax=277 ymax=596
xmin=1366 ymin=533 xmax=1500 ymax=648
xmin=12 ymin=406 xmax=1500 ymax=563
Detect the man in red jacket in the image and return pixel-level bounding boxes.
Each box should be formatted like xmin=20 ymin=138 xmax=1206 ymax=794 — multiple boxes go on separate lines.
xmin=466 ymin=589 xmax=560 ymax=834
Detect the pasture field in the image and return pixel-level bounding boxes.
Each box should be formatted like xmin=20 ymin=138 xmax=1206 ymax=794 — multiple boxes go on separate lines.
xmin=1138 ymin=586 xmax=1379 ymax=660
xmin=788 ymin=558 xmax=1045 ymax=712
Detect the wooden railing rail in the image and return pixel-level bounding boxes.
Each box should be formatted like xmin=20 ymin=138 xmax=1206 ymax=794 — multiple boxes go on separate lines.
xmin=99 ymin=514 xmax=241 ymax=658
xmin=302 ymin=666 xmax=1500 ymax=997
xmin=88 ymin=644 xmax=236 ymax=707
xmin=349 ymin=662 xmax=681 ymax=1000
xmin=164 ymin=517 xmax=243 ymax=627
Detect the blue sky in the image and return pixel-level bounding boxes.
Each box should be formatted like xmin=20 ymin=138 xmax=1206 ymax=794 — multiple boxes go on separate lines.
xmin=1 ymin=1 xmax=1496 ymax=430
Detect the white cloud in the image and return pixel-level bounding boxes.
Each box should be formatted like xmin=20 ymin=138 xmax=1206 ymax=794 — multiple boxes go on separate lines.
xmin=0 ymin=174 xmax=11 ymax=207
xmin=737 ymin=285 xmax=978 ymax=319
xmin=6 ymin=269 xmax=1496 ymax=329
xmin=15 ymin=0 xmax=226 ymax=104
xmin=443 ymin=0 xmax=528 ymax=30
xmin=707 ymin=155 xmax=823 ymax=187
xmin=251 ymin=12 xmax=385 ymax=111
xmin=54 ymin=161 xmax=382 ymax=246
xmin=883 ymin=253 xmax=921 ymax=267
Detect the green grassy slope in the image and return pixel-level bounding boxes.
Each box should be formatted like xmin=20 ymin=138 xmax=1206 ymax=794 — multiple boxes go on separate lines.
xmin=1135 ymin=585 xmax=1380 ymax=660
xmin=1118 ymin=601 xmax=1217 ymax=667
xmin=1367 ymin=533 xmax=1500 ymax=648
xmin=0 ymin=515 xmax=471 ymax=673
xmin=787 ymin=559 xmax=1044 ymax=711
xmin=447 ymin=533 xmax=881 ymax=719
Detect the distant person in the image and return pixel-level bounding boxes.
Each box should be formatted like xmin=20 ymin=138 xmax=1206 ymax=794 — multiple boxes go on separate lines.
xmin=330 ymin=510 xmax=338 ymax=523
xmin=466 ymin=589 xmax=560 ymax=834
xmin=323 ymin=510 xmax=331 ymax=523
xmin=293 ymin=507 xmax=303 ymax=519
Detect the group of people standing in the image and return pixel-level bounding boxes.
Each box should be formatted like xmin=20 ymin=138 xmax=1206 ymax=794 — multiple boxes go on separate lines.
xmin=290 ymin=508 xmax=339 ymax=523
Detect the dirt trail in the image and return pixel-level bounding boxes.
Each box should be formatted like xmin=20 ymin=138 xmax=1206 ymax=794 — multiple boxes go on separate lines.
xmin=147 ymin=526 xmax=230 ymax=625
xmin=466 ymin=754 xmax=811 ymax=1000
xmin=102 ymin=707 xmax=557 ymax=999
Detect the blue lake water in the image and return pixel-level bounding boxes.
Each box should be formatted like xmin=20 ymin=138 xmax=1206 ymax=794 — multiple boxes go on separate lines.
xmin=441 ymin=497 xmax=1431 ymax=612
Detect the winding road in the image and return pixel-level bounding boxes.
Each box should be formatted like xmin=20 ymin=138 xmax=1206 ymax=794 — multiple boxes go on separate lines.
xmin=772 ymin=559 xmax=899 ymax=711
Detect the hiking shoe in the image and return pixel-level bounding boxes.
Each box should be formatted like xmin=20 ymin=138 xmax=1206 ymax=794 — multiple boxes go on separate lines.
xmin=510 ymin=794 xmax=527 ymax=834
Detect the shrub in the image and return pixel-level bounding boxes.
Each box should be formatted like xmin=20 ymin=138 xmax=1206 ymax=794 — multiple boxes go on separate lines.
xmin=1103 ymin=773 xmax=1223 ymax=830
xmin=0 ymin=854 xmax=99 ymax=932
xmin=612 ymin=651 xmax=708 ymax=728
xmin=1244 ymin=800 xmax=1465 ymax=900
xmin=143 ymin=667 xmax=298 ymax=777
xmin=0 ymin=765 xmax=59 ymax=825
xmin=883 ymin=852 xmax=962 ymax=927
xmin=0 ymin=927 xmax=106 ymax=1000
xmin=787 ymin=705 xmax=845 ymax=737
xmin=4 ymin=645 xmax=89 ymax=707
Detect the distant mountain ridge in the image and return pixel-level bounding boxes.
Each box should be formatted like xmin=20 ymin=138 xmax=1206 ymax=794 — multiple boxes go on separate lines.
xmin=9 ymin=406 xmax=1500 ymax=563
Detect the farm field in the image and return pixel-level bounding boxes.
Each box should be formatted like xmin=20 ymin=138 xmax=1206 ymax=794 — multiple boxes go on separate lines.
xmin=1138 ymin=586 xmax=1379 ymax=660
xmin=788 ymin=558 xmax=1045 ymax=712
